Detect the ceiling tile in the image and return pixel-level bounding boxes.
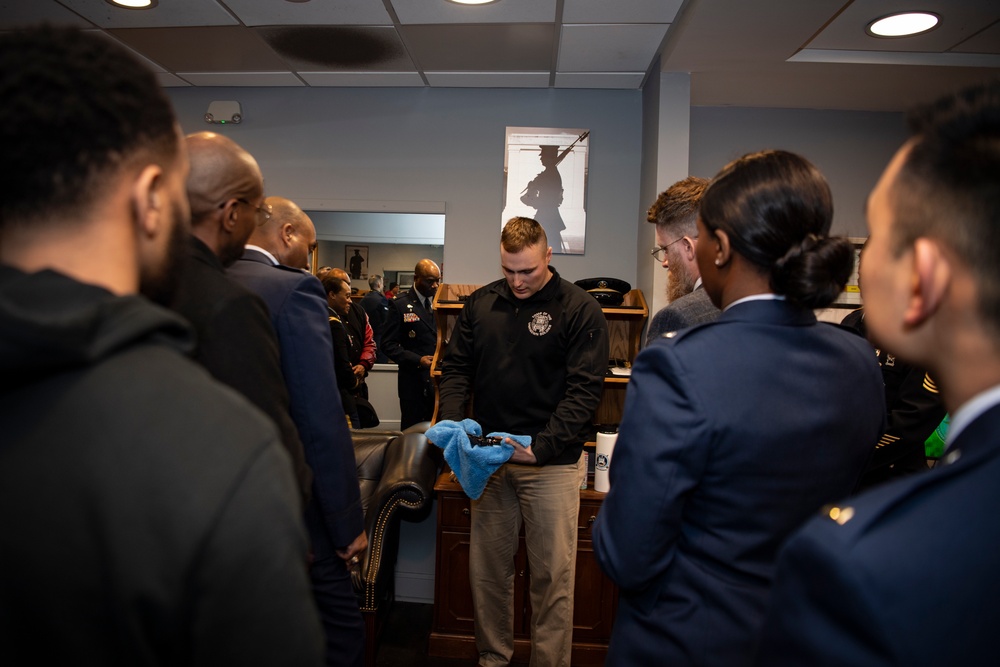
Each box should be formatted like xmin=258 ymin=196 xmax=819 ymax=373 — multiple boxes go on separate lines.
xmin=559 ymin=24 xmax=668 ymax=71
xmin=689 ymin=61 xmax=1000 ymax=111
xmin=255 ymin=26 xmax=413 ymax=71
xmin=0 ymin=0 xmax=93 ymax=28
xmin=555 ymin=72 xmax=645 ymax=89
xmin=958 ymin=22 xmax=1000 ymax=54
xmin=88 ymin=29 xmax=165 ymax=71
xmin=298 ymin=71 xmax=425 ymax=86
xmin=111 ymin=26 xmax=290 ymax=71
xmin=402 ymin=24 xmax=554 ymax=71
xmin=222 ymin=0 xmax=393 ymax=27
xmin=806 ymin=0 xmax=1000 ymax=53
xmin=562 ymin=0 xmax=683 ymax=24
xmin=177 ymin=71 xmax=305 ymax=86
xmin=56 ymin=0 xmax=237 ymax=29
xmin=391 ymin=0 xmax=556 ymax=25
xmin=425 ymin=71 xmax=550 ymax=88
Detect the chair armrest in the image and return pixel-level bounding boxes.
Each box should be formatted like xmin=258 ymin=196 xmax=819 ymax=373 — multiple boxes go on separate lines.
xmin=352 ymin=431 xmax=439 ymax=608
xmin=402 ymin=421 xmax=430 ymax=436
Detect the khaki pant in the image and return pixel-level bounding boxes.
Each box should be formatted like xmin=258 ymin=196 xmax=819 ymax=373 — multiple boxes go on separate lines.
xmin=470 ymin=463 xmax=580 ymax=667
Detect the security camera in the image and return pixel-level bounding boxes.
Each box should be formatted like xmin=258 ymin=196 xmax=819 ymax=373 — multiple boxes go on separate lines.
xmin=205 ymin=100 xmax=242 ymax=125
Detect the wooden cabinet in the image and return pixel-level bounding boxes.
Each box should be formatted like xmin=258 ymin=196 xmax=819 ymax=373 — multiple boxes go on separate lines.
xmin=426 ymin=283 xmax=647 ymax=664
xmin=593 ymin=288 xmax=648 ymax=426
xmin=429 ymin=473 xmax=618 ymax=665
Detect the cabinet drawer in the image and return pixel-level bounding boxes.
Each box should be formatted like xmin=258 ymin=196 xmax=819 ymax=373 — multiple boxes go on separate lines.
xmin=439 ymin=492 xmax=472 ymax=530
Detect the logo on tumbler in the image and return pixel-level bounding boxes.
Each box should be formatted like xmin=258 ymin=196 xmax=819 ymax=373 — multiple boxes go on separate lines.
xmin=595 ymin=453 xmax=610 ymax=471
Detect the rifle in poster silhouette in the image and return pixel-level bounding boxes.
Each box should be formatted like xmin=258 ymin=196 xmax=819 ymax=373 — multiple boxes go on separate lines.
xmin=520 ymin=131 xmax=589 ymax=252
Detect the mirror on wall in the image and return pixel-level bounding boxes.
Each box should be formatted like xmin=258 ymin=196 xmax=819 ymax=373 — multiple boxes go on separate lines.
xmin=308 ymin=210 xmax=445 ymax=292
xmin=303 ymin=204 xmax=446 ymax=368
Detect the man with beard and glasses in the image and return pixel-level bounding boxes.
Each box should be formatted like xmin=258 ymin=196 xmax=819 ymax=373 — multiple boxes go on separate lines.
xmin=0 ymin=26 xmax=323 ymax=666
xmin=646 ymin=176 xmax=720 ymax=343
xmin=169 ymin=131 xmax=313 ymax=506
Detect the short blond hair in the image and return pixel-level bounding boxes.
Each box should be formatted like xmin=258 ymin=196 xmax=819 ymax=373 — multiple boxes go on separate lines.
xmin=501 ymin=216 xmax=547 ymax=252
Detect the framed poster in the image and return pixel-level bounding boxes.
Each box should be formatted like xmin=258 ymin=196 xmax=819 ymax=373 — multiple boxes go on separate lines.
xmin=397 ymin=271 xmax=415 ymax=291
xmin=502 ymin=126 xmax=590 ymax=255
xmin=345 ymin=245 xmax=369 ymax=280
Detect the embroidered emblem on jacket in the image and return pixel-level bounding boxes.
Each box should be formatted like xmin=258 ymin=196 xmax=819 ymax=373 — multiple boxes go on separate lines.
xmin=528 ymin=312 xmax=552 ymax=336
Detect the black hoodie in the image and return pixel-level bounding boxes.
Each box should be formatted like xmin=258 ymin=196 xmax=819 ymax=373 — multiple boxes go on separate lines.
xmin=0 ymin=266 xmax=323 ymax=665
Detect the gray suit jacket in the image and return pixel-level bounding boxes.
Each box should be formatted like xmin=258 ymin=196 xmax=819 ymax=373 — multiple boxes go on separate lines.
xmin=645 ymin=285 xmax=720 ymax=344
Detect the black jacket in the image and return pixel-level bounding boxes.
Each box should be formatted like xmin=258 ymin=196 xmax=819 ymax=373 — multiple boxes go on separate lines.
xmin=328 ymin=307 xmax=361 ymax=427
xmin=438 ymin=268 xmax=609 ymax=465
xmin=841 ymin=308 xmax=945 ymax=489
xmin=0 ymin=266 xmax=322 ymax=665
xmin=360 ymin=289 xmax=390 ymax=362
xmin=170 ymin=236 xmax=312 ymax=504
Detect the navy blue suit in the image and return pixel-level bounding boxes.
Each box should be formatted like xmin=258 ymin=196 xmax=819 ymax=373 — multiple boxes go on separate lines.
xmin=756 ymin=401 xmax=1000 ymax=667
xmin=382 ymin=287 xmax=437 ymax=428
xmin=228 ymin=248 xmax=364 ymax=667
xmin=592 ymin=299 xmax=885 ymax=667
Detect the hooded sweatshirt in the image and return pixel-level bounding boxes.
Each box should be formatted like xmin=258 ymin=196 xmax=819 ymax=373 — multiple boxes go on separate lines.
xmin=0 ymin=266 xmax=322 ymax=666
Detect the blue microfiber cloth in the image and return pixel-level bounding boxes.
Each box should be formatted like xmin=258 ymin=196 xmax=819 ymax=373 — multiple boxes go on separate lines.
xmin=426 ymin=419 xmax=531 ymax=500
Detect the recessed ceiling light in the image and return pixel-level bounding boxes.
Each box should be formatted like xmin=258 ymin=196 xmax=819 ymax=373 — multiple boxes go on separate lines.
xmin=105 ymin=0 xmax=158 ymax=8
xmin=867 ymin=12 xmax=940 ymax=38
xmin=447 ymin=0 xmax=499 ymax=5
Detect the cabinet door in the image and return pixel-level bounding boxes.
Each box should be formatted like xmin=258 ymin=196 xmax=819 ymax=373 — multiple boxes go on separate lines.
xmin=572 ymin=500 xmax=618 ymax=642
xmin=434 ymin=530 xmax=475 ymax=634
xmin=434 ymin=500 xmax=530 ymax=637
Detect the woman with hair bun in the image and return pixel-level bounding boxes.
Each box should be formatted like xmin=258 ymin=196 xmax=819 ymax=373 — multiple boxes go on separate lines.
xmin=593 ymin=150 xmax=887 ymax=667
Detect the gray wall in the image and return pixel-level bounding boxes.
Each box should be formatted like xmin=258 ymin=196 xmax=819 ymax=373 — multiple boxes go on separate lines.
xmin=167 ymin=86 xmax=645 ymax=287
xmin=316 ymin=240 xmax=443 ymax=284
xmin=167 ymin=89 xmax=905 ymax=289
xmin=690 ymin=107 xmax=907 ymax=238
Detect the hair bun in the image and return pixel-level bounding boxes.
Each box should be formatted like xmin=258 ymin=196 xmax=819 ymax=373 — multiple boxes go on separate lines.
xmin=771 ymin=235 xmax=854 ymax=309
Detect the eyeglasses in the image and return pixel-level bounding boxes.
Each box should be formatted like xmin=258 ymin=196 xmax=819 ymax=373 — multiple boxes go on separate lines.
xmin=237 ymin=198 xmax=272 ymax=224
xmin=219 ymin=198 xmax=272 ymax=224
xmin=650 ymin=236 xmax=696 ymax=262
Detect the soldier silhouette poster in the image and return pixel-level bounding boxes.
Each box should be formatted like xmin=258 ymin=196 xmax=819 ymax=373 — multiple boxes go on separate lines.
xmin=502 ymin=127 xmax=590 ymax=255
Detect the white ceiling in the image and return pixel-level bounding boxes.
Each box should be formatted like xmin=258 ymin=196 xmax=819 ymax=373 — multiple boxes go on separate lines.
xmin=2 ymin=0 xmax=998 ymax=110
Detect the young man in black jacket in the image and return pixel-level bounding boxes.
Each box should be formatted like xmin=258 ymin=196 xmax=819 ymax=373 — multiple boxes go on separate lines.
xmin=438 ymin=217 xmax=609 ymax=666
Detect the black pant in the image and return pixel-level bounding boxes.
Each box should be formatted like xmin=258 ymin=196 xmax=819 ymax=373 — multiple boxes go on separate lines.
xmin=304 ymin=504 xmax=365 ymax=667
xmin=399 ymin=375 xmax=434 ymax=430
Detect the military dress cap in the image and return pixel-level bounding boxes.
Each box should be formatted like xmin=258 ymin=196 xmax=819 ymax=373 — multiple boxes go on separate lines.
xmin=574 ymin=277 xmax=631 ymax=306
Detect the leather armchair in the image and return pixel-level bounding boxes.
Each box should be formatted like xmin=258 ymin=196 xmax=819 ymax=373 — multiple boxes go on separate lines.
xmin=351 ymin=422 xmax=438 ymax=667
